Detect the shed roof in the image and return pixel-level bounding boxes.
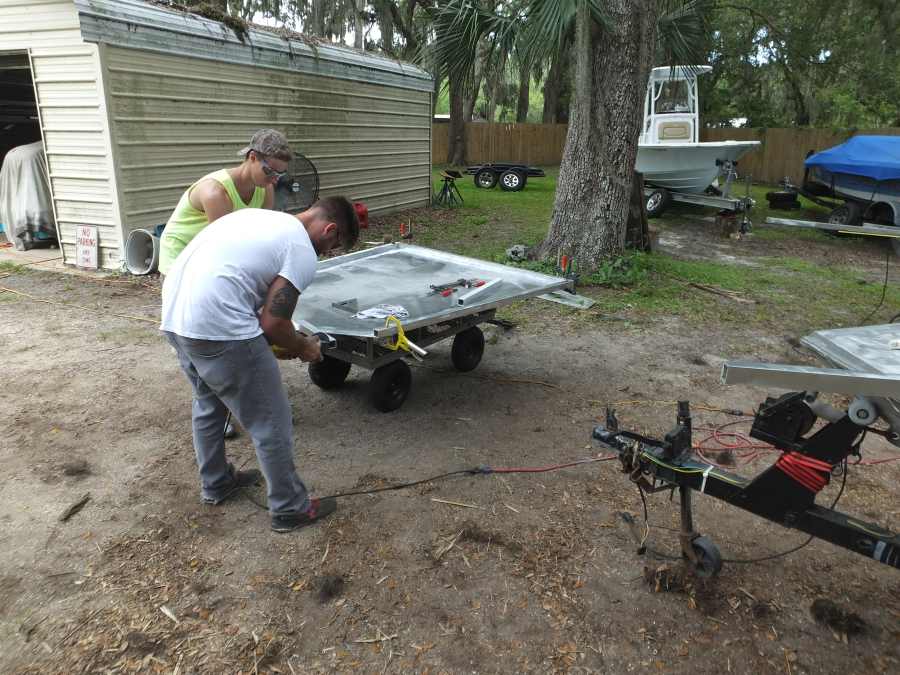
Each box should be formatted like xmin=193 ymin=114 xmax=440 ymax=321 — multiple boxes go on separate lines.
xmin=74 ymin=0 xmax=433 ymax=92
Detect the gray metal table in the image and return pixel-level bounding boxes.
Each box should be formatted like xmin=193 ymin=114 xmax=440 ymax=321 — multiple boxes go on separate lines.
xmin=292 ymin=243 xmax=572 ymax=411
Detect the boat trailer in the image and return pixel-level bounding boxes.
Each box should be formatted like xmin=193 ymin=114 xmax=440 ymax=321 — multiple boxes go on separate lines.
xmin=644 ymin=159 xmax=755 ymax=231
xmin=592 ymin=333 xmax=900 ymax=577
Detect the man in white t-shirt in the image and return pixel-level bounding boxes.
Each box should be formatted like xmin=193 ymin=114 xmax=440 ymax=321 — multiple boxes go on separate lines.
xmin=161 ymin=196 xmax=359 ymax=532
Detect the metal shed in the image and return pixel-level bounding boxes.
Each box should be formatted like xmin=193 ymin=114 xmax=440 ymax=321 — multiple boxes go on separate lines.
xmin=0 ymin=0 xmax=433 ymax=270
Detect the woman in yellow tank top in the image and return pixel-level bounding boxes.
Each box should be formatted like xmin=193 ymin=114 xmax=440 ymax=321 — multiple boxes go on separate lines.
xmin=158 ymin=129 xmax=292 ymax=275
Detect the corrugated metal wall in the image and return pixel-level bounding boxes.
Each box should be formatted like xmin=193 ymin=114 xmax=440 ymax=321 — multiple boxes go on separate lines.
xmin=1 ymin=1 xmax=122 ymax=268
xmin=101 ymin=45 xmax=432 ymax=235
xmin=0 ymin=0 xmax=81 ymax=50
xmin=32 ymin=43 xmax=121 ymax=268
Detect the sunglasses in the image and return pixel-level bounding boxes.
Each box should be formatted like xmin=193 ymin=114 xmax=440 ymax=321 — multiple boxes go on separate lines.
xmin=258 ymin=155 xmax=288 ymax=179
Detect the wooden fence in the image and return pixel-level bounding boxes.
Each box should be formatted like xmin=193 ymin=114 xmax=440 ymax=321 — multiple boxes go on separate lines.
xmin=432 ymin=123 xmax=900 ymax=185
xmin=702 ymin=127 xmax=900 ymax=185
xmin=432 ymin=123 xmax=568 ymax=167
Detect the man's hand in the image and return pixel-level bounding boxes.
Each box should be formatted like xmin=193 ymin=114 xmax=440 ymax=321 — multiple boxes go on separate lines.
xmin=274 ymin=335 xmax=322 ymax=362
xmin=260 ymin=276 xmax=316 ymax=359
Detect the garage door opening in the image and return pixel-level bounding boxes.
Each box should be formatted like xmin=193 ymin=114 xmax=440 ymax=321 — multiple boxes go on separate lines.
xmin=0 ymin=51 xmax=56 ymax=249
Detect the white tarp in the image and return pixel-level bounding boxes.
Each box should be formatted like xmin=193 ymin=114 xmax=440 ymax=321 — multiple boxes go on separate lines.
xmin=0 ymin=141 xmax=56 ymax=250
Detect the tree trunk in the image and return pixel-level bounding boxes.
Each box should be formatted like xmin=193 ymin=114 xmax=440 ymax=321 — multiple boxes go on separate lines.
xmin=354 ymin=0 xmax=365 ymax=50
xmin=448 ymin=70 xmax=467 ymax=166
xmin=625 ymin=172 xmax=650 ymax=251
xmin=464 ymin=41 xmax=488 ymax=122
xmin=309 ymin=0 xmax=327 ymax=37
xmin=516 ymin=60 xmax=530 ymax=123
xmin=542 ymin=49 xmax=563 ymax=123
xmin=541 ymin=0 xmax=658 ymax=270
xmin=485 ymin=51 xmax=507 ymax=123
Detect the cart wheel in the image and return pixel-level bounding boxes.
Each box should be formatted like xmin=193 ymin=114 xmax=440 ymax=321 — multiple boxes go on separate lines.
xmin=474 ymin=169 xmax=498 ymax=189
xmin=308 ymin=355 xmax=351 ymax=390
xmin=828 ymin=202 xmax=862 ymax=226
xmin=499 ymin=170 xmax=525 ymax=192
xmin=689 ymin=536 xmax=723 ymax=578
xmin=369 ymin=360 xmax=412 ymax=412
xmin=646 ymin=188 xmax=672 ymax=218
xmin=451 ymin=326 xmax=485 ymax=372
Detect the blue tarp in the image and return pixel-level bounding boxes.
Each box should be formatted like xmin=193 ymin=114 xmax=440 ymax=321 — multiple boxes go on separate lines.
xmin=805 ymin=135 xmax=900 ymax=182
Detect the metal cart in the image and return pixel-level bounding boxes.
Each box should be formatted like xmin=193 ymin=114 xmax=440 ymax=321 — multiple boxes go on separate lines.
xmin=292 ymin=244 xmax=572 ymax=411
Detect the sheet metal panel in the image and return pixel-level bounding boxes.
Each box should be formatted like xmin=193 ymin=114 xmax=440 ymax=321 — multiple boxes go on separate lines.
xmin=75 ymin=0 xmax=432 ymax=92
xmin=31 ymin=44 xmax=121 ymax=267
xmin=0 ymin=0 xmax=82 ymax=50
xmin=103 ymin=44 xmax=432 ymax=231
xmin=293 ymin=244 xmax=571 ymax=338
xmin=801 ymin=324 xmax=900 ymax=377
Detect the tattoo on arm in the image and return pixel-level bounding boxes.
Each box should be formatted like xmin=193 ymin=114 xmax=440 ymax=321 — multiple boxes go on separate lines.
xmin=269 ymin=284 xmax=299 ymax=319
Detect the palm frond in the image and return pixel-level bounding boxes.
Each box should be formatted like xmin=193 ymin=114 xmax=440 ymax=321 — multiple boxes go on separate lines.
xmin=656 ymin=0 xmax=713 ymax=69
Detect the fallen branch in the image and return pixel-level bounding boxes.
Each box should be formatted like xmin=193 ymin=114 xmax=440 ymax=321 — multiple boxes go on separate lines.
xmin=58 ymin=493 xmax=91 ymax=522
xmin=430 ymin=498 xmax=484 ymax=510
xmin=688 ymin=282 xmax=755 ymax=304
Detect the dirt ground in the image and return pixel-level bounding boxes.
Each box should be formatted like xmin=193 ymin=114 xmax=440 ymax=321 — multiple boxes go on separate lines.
xmin=1 ymin=230 xmax=898 ymax=674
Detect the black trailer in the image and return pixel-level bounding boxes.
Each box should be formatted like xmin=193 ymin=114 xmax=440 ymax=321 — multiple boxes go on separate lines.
xmin=465 ymin=163 xmax=545 ymax=192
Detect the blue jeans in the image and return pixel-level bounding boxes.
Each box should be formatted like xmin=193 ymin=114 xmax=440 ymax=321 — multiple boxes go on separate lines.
xmin=164 ymin=331 xmax=309 ymax=515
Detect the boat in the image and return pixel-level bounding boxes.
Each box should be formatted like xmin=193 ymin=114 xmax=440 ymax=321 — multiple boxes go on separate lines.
xmin=636 ymin=66 xmax=759 ymax=195
xmin=803 ymin=136 xmax=900 ymax=226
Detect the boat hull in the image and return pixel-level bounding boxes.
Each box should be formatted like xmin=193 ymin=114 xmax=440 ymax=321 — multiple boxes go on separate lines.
xmin=636 ymin=141 xmax=760 ymax=194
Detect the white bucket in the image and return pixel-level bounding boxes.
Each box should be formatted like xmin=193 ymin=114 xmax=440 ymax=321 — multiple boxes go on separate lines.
xmin=124 ymin=228 xmax=160 ymax=275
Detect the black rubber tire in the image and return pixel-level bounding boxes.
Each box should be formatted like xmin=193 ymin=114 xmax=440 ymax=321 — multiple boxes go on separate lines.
xmin=451 ymin=327 xmax=485 ymax=372
xmin=499 ymin=170 xmax=525 ymax=192
xmin=369 ymin=360 xmax=412 ymax=412
xmin=308 ymin=355 xmax=352 ymax=390
xmin=646 ymin=188 xmax=672 ymax=218
xmin=474 ymin=169 xmax=498 ymax=189
xmin=689 ymin=536 xmax=723 ymax=578
xmin=828 ymin=202 xmax=863 ymax=226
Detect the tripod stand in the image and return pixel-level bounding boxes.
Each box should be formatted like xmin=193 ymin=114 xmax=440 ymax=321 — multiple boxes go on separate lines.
xmin=433 ymin=170 xmax=464 ymax=207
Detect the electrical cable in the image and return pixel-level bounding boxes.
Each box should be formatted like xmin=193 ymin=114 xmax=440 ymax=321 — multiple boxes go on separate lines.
xmin=241 ymin=455 xmax=619 ymax=511
xmin=859 ymin=245 xmax=891 ymax=325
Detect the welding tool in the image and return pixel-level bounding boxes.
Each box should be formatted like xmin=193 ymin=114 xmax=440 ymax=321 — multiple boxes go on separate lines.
xmin=429 ymin=278 xmax=486 ymax=297
xmin=272 ymin=331 xmax=336 ymax=357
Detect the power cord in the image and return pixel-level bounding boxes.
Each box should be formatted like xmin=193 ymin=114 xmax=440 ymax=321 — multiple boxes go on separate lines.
xmin=240 ymin=456 xmax=618 ymax=511
xmin=859 ymin=245 xmax=891 ymax=325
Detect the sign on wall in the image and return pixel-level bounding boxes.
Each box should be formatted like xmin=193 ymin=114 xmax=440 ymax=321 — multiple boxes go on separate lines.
xmin=75 ymin=226 xmax=98 ymax=269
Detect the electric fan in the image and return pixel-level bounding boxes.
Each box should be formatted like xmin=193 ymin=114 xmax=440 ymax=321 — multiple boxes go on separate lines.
xmin=274 ymin=152 xmax=319 ymax=213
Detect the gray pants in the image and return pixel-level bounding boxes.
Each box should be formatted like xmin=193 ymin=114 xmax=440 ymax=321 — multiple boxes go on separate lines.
xmin=164 ymin=331 xmax=309 ymax=515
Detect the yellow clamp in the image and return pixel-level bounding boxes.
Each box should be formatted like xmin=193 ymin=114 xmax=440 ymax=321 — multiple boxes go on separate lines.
xmin=384 ymin=315 xmax=427 ymax=360
xmin=385 ymin=315 xmax=411 ymax=352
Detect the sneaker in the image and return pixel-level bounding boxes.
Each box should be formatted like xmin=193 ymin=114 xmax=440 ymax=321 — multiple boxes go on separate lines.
xmin=271 ymin=497 xmax=337 ymax=533
xmin=202 ymin=466 xmax=262 ymax=505
xmin=223 ymin=421 xmax=238 ymax=439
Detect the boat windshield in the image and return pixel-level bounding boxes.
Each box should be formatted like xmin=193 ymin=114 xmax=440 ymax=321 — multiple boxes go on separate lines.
xmin=654 ymin=79 xmax=692 ymax=114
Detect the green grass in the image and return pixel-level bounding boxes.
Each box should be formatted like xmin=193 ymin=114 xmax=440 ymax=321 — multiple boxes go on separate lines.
xmin=371 ymin=168 xmax=899 ymax=333
xmin=401 ymin=166 xmax=558 ymax=260
xmin=653 ymin=183 xmax=841 ymax=244
xmin=0 ymin=260 xmax=24 ymax=273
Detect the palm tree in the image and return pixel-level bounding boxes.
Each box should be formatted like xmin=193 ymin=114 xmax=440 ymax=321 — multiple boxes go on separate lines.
xmin=429 ymin=0 xmax=710 ymax=270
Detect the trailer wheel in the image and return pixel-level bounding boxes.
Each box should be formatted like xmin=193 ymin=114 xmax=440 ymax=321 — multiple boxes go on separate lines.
xmin=451 ymin=326 xmax=485 ymax=372
xmin=646 ymin=189 xmax=672 ymax=218
xmin=499 ymin=170 xmax=525 ymax=192
xmin=308 ymin=355 xmax=351 ymax=390
xmin=828 ymin=202 xmax=862 ymax=226
xmin=474 ymin=169 xmax=498 ymax=189
xmin=369 ymin=360 xmax=412 ymax=412
xmin=689 ymin=536 xmax=723 ymax=578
